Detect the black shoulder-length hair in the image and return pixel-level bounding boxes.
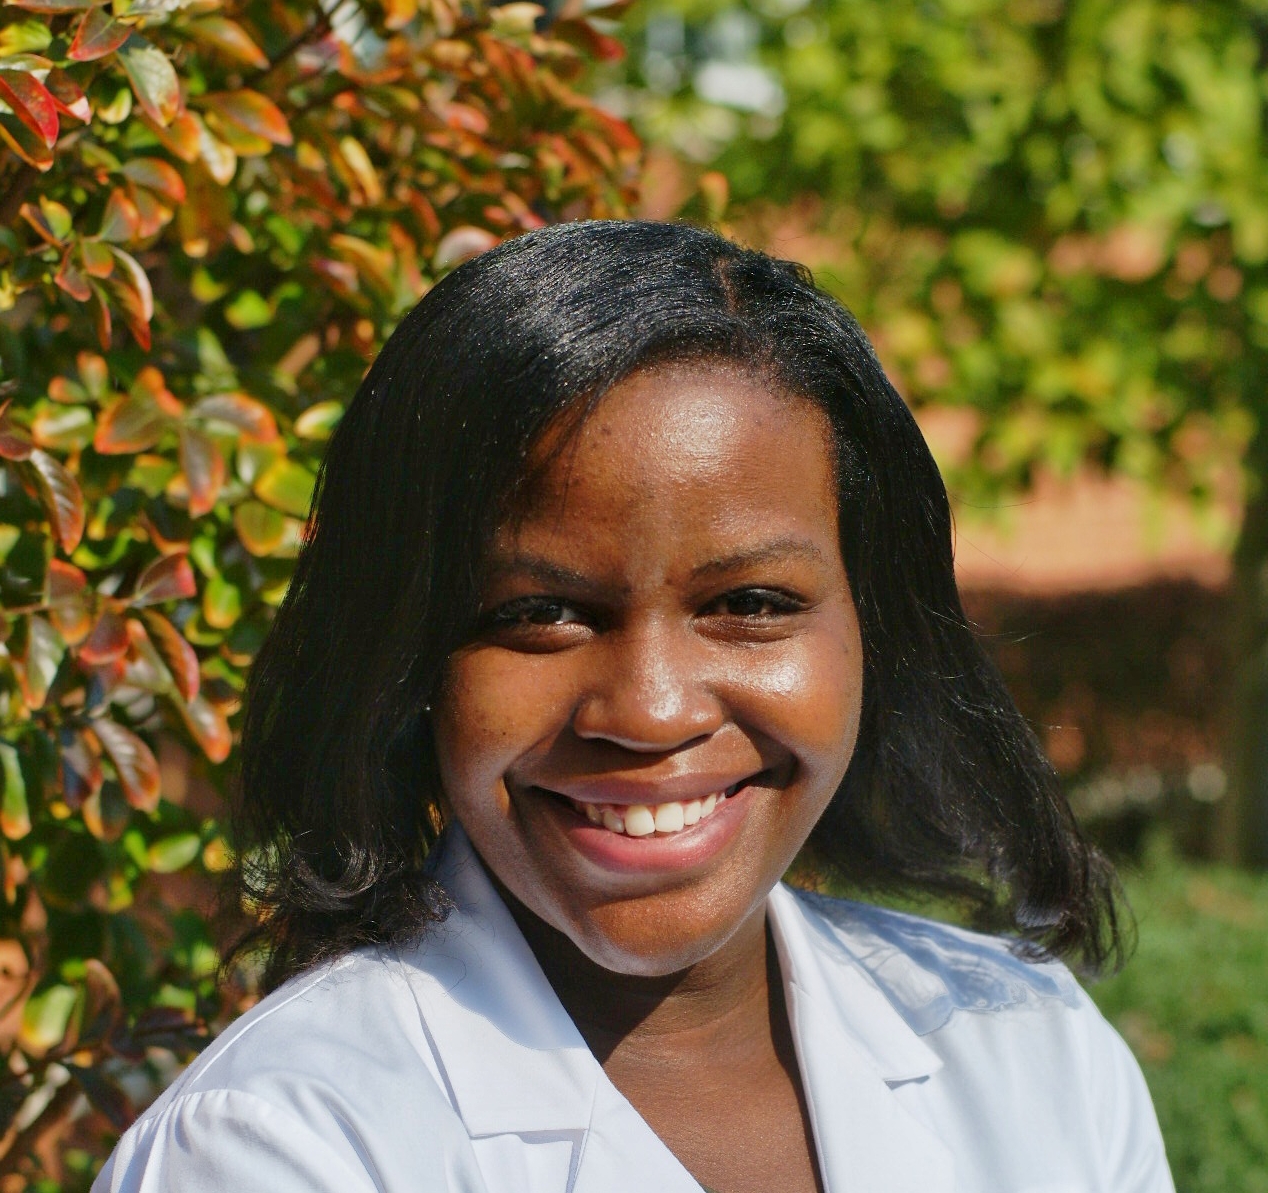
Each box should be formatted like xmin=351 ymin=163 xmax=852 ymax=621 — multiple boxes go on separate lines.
xmin=233 ymin=219 xmax=1126 ymax=990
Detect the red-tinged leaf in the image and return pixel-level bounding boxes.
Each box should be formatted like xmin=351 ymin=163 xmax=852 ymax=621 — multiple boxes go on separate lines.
xmin=45 ymin=69 xmax=90 ymax=122
xmin=27 ymin=448 xmax=85 ymax=551
xmin=202 ymin=90 xmax=291 ymax=146
xmin=91 ymin=718 xmax=160 ymax=811
xmin=89 ymin=282 xmax=111 ymax=348
xmin=81 ymin=780 xmax=129 ymax=841
xmin=120 ymin=618 xmax=170 ymax=693
xmin=140 ymin=109 xmax=199 ymax=162
xmin=0 ymin=401 xmax=33 ymax=461
xmin=0 ymin=110 xmax=53 ymax=169
xmin=140 ymin=611 xmax=198 ymax=701
xmin=196 ymin=117 xmax=236 ymax=185
xmin=131 ymin=553 xmax=195 ymax=606
xmin=17 ymin=614 xmax=64 ymax=709
xmin=19 ymin=200 xmax=63 ymax=245
xmin=121 ymin=157 xmax=185 ymax=203
xmin=68 ymin=7 xmax=130 ymax=61
xmin=130 ymin=185 xmax=170 ymax=239
xmin=107 ymin=248 xmax=153 ymax=350
xmin=185 ymin=16 xmax=268 ymax=68
xmin=178 ymin=691 xmax=231 ymax=763
xmin=202 ymin=109 xmax=271 ymax=157
xmin=49 ymin=376 xmax=86 ymax=404
xmin=55 ymin=252 xmax=91 ymax=301
xmin=98 ymin=188 xmax=139 ymax=242
xmin=434 ymin=226 xmax=499 ymax=269
xmin=77 ymin=958 xmax=122 ymax=1046
xmin=178 ymin=424 xmax=223 ymax=517
xmin=118 ymin=36 xmax=181 ymax=126
xmin=78 ymin=610 xmax=128 ymax=665
xmin=0 ymin=71 xmax=58 ymax=147
xmin=81 ymin=238 xmax=113 ymax=277
xmin=60 ymin=730 xmax=102 ymax=809
xmin=189 ymin=393 xmax=277 ymax=441
xmin=94 ymin=395 xmax=169 ymax=454
xmin=47 ymin=558 xmax=86 ymax=602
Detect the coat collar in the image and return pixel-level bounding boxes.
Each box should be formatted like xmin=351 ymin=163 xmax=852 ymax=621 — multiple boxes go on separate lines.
xmin=399 ymin=828 xmax=954 ymax=1193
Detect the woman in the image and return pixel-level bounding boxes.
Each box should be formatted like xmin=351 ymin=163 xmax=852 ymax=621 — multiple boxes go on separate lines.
xmin=95 ymin=221 xmax=1173 ymax=1193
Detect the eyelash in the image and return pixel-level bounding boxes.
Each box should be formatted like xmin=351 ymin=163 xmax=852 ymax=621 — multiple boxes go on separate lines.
xmin=482 ymin=588 xmax=806 ymax=630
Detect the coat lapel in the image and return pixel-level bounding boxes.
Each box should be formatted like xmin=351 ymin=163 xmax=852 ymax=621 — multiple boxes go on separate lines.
xmin=769 ymin=884 xmax=957 ymax=1193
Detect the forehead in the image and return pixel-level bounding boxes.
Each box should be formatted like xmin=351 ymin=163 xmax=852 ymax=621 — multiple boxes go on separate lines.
xmin=505 ymin=363 xmax=839 ymax=547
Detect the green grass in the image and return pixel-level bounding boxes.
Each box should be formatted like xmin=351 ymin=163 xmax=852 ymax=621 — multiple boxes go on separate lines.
xmin=1089 ymin=836 xmax=1268 ymax=1193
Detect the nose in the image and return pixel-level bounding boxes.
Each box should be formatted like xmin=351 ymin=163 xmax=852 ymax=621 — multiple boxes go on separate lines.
xmin=571 ymin=619 xmax=725 ymax=752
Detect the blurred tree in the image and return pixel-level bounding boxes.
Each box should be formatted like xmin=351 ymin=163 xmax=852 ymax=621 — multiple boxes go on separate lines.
xmin=0 ymin=0 xmax=638 ymax=1184
xmin=609 ymin=0 xmax=1268 ymax=864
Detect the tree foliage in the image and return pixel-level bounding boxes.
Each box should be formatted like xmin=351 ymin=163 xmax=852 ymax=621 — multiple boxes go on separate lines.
xmin=614 ymin=0 xmax=1264 ymax=508
xmin=0 ymin=0 xmax=638 ymax=1183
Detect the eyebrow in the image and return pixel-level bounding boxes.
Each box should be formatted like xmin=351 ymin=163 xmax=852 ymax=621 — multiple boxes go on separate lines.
xmin=483 ymin=554 xmax=613 ymax=594
xmin=689 ymin=537 xmax=829 ymax=579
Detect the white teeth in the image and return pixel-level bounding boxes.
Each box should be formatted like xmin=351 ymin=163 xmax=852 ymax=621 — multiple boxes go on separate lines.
xmin=572 ymin=790 xmax=735 ymax=837
xmin=623 ymin=805 xmax=656 ymax=837
xmin=654 ymin=802 xmax=685 ymax=833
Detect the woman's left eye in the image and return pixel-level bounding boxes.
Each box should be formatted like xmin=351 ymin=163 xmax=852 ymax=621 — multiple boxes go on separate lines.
xmin=705 ymin=589 xmax=803 ymax=618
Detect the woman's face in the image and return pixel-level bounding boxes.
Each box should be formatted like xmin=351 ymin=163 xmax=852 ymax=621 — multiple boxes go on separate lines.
xmin=433 ymin=363 xmax=863 ymax=976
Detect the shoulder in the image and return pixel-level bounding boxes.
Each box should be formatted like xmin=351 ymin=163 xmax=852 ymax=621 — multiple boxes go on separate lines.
xmin=780 ymin=885 xmax=1085 ymax=1035
xmin=95 ymin=948 xmax=473 ymax=1193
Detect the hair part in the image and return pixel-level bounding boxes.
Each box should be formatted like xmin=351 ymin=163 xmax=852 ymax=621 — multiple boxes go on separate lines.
xmin=229 ymin=220 xmax=1128 ymax=990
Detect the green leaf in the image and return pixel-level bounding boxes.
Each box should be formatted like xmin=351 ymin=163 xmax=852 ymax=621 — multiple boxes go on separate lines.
xmin=253 ymin=458 xmax=314 ymax=518
xmin=0 ymin=742 xmax=29 ymax=839
xmin=20 ymin=985 xmax=79 ymax=1057
xmin=147 ymin=832 xmax=200 ymax=874
xmin=293 ymin=400 xmax=345 ymax=441
xmin=201 ymin=574 xmax=241 ymax=629
xmin=117 ymin=35 xmax=180 ymax=126
xmin=223 ymin=289 xmax=272 ymax=330
xmin=233 ymin=499 xmax=285 ymax=556
xmin=31 ymin=404 xmax=93 ymax=451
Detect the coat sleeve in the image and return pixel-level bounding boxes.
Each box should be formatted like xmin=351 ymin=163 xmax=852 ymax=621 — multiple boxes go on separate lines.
xmin=1082 ymin=1000 xmax=1176 ymax=1193
xmin=92 ymin=1089 xmax=380 ymax=1193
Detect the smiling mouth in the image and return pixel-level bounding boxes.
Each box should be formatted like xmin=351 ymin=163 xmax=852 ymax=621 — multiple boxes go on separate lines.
xmin=547 ymin=781 xmax=747 ymax=838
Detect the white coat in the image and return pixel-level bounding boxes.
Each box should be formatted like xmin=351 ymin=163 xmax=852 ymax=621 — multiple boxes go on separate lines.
xmin=94 ymin=828 xmax=1174 ymax=1193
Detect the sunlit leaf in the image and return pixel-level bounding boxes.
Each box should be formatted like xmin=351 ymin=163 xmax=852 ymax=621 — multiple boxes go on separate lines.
xmin=131 ymin=553 xmax=196 ymax=606
xmin=121 ymin=157 xmax=185 ymax=204
xmin=55 ymin=251 xmax=91 ymax=301
xmin=107 ymin=248 xmax=154 ymax=350
xmin=196 ymin=116 xmax=236 ymax=185
xmin=189 ymin=392 xmax=277 ymax=440
xmin=0 ymin=18 xmax=51 ymax=57
xmin=147 ymin=832 xmax=200 ymax=873
xmin=118 ymin=35 xmax=181 ymax=126
xmin=201 ymin=574 xmax=240 ymax=629
xmin=5 ymin=0 xmax=96 ymax=11
xmin=293 ymin=400 xmax=344 ymax=441
xmin=81 ymin=239 xmax=113 ymax=277
xmin=253 ymin=458 xmax=314 ymax=518
xmin=202 ymin=89 xmax=291 ymax=146
xmin=177 ymin=691 xmax=231 ymax=762
xmin=141 ymin=109 xmax=199 ymax=161
xmin=233 ymin=499 xmax=285 ymax=556
xmin=19 ymin=985 xmax=78 ymax=1059
xmin=31 ymin=404 xmax=93 ymax=451
xmin=45 ymin=68 xmax=90 ymax=122
xmin=0 ymin=743 xmax=29 ymax=840
xmin=140 ymin=611 xmax=198 ymax=700
xmin=27 ymin=448 xmax=85 ymax=551
xmin=435 ymin=226 xmax=499 ymax=269
xmin=17 ymin=614 xmax=64 ymax=709
xmin=185 ymin=16 xmax=268 ymax=68
xmin=178 ymin=424 xmax=224 ymax=517
xmin=91 ymin=719 xmax=160 ymax=811
xmin=0 ymin=109 xmax=53 ymax=169
xmin=94 ymin=394 xmax=168 ymax=454
xmin=19 ymin=199 xmax=64 ymax=245
xmin=68 ymin=6 xmax=131 ymax=61
xmin=0 ymin=70 xmax=58 ymax=147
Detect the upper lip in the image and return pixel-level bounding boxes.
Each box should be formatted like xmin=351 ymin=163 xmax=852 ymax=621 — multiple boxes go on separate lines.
xmin=529 ymin=772 xmax=759 ymax=807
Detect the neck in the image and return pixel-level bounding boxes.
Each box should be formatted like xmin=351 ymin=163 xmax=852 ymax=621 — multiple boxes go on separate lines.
xmin=497 ymin=885 xmax=777 ymax=1067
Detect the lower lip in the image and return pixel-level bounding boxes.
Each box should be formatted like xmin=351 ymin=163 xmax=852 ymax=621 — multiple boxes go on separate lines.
xmin=539 ymin=784 xmax=756 ymax=875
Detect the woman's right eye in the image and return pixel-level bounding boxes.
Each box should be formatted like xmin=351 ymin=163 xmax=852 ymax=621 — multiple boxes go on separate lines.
xmin=483 ymin=596 xmax=585 ymax=629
